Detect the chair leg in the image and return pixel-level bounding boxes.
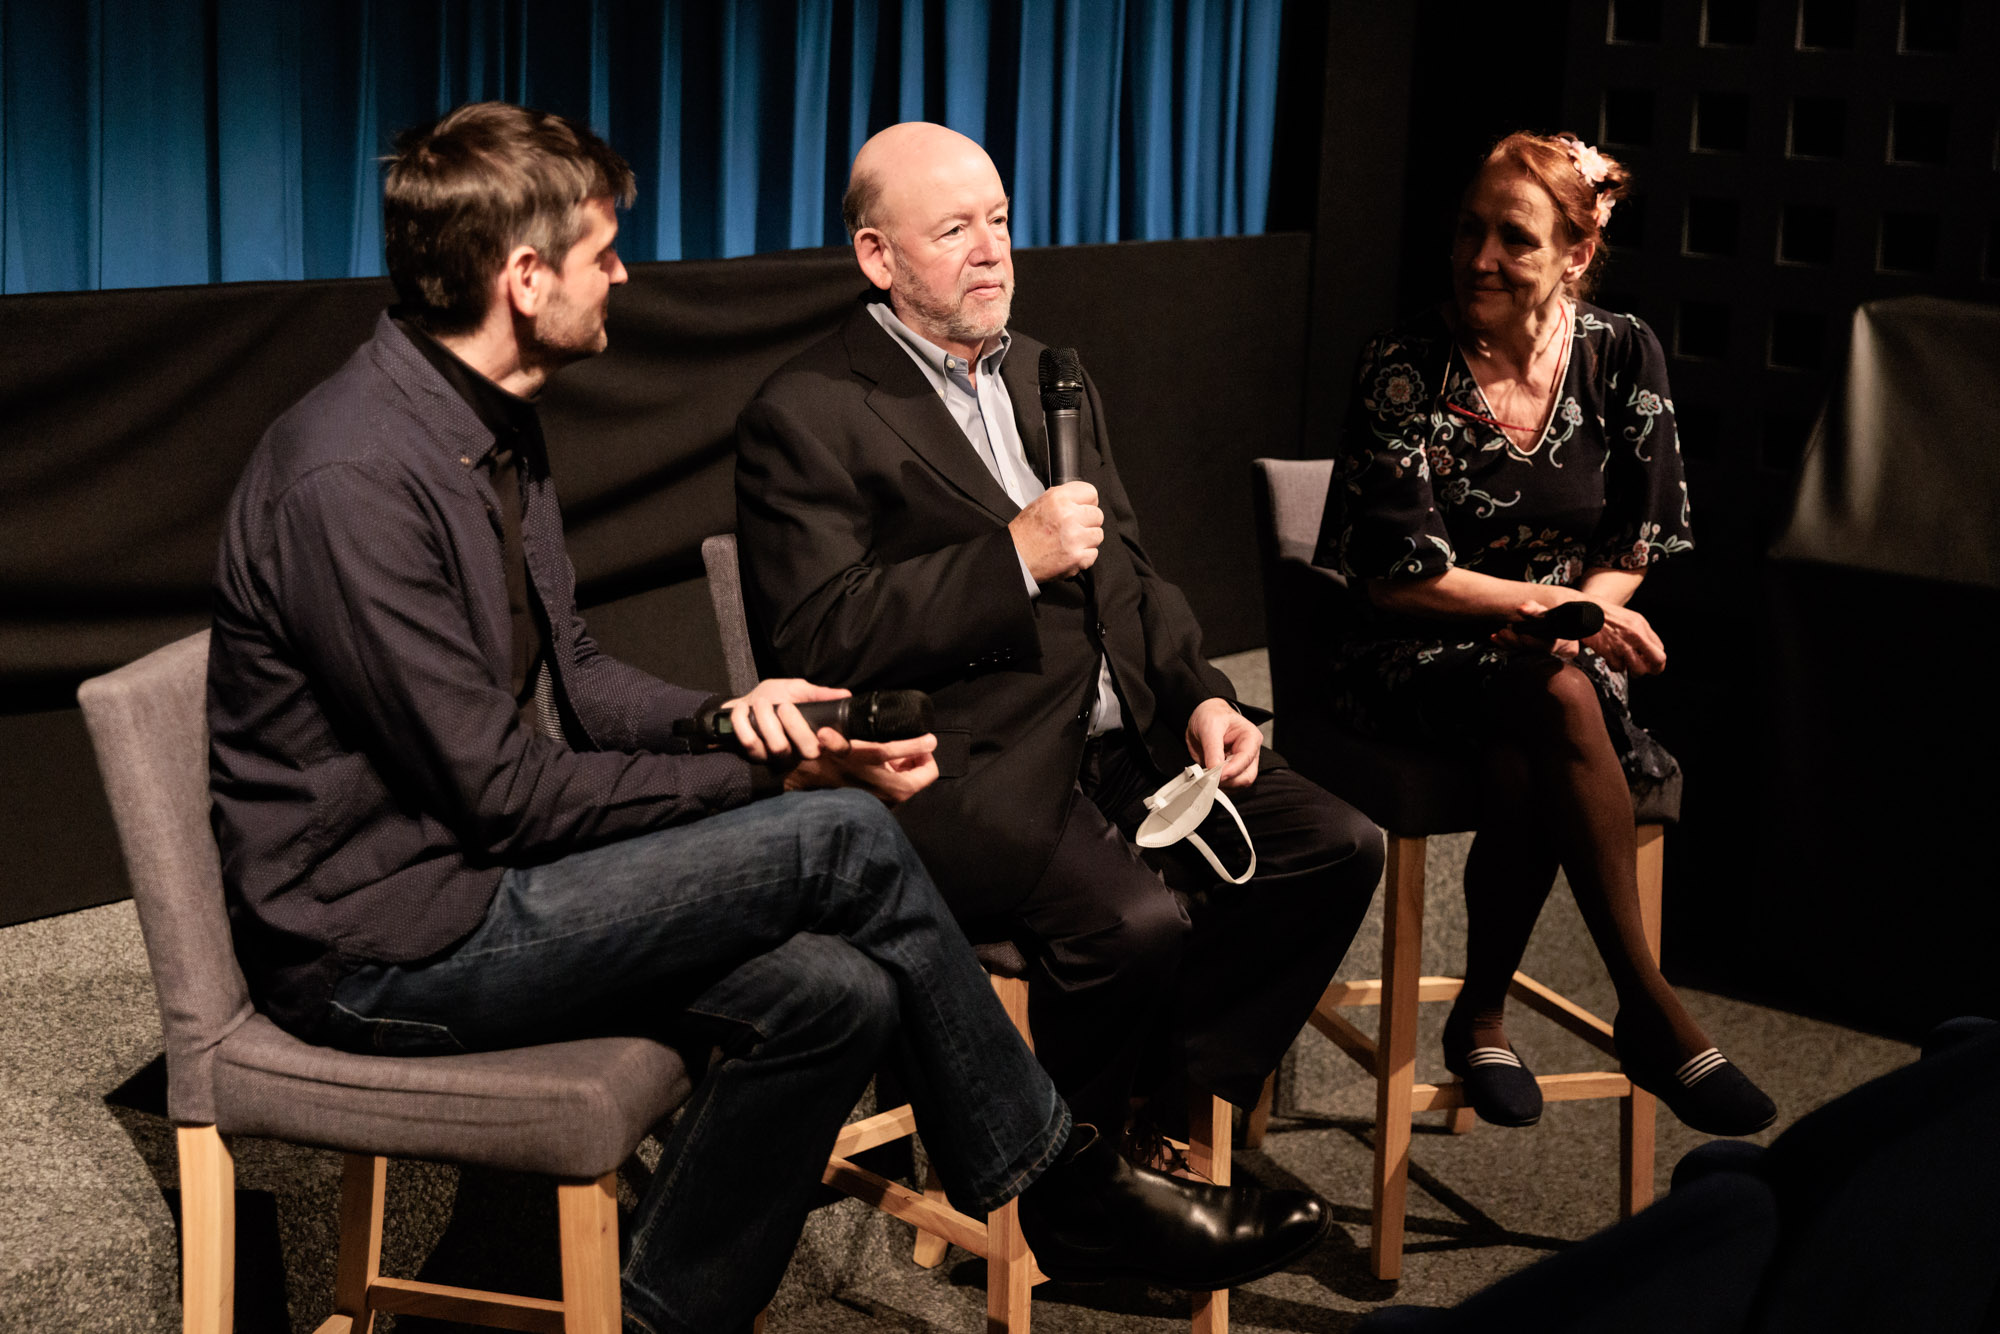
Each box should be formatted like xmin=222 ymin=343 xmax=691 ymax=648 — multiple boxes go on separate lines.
xmin=177 ymin=1125 xmax=235 ymax=1334
xmin=912 ymin=1165 xmax=951 ymax=1268
xmin=986 ymin=1197 xmax=1033 ymax=1333
xmin=557 ymin=1173 xmax=622 ymax=1334
xmin=330 ymin=1155 xmax=387 ymax=1334
xmin=1188 ymin=1090 xmax=1232 ymax=1332
xmin=1445 ymin=1105 xmax=1477 ymax=1135
xmin=1241 ymin=1072 xmax=1275 ymax=1150
xmin=1372 ymin=833 xmax=1426 ymax=1282
xmin=1621 ymin=824 xmax=1666 ymax=1215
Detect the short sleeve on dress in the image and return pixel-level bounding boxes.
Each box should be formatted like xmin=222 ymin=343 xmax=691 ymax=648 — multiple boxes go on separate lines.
xmin=1314 ymin=328 xmax=1457 ymax=581
xmin=1586 ymin=312 xmax=1695 ymax=571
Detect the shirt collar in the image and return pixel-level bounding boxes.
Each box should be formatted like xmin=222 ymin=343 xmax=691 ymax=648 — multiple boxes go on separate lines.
xmin=394 ymin=316 xmax=544 ymax=462
xmin=868 ymin=301 xmax=1011 ymax=389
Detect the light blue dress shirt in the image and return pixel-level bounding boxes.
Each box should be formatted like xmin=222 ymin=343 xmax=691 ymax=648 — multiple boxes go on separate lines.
xmin=868 ymin=301 xmax=1124 ymax=736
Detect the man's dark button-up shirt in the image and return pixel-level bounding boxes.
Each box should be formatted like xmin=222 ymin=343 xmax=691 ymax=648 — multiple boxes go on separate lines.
xmin=208 ymin=314 xmax=758 ymax=1034
xmin=397 ymin=318 xmax=549 ymax=728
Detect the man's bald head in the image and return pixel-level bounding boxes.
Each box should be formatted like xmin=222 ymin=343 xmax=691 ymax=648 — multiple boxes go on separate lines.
xmin=844 ymin=123 xmax=1015 ymax=362
xmin=842 ymin=122 xmax=997 ymax=240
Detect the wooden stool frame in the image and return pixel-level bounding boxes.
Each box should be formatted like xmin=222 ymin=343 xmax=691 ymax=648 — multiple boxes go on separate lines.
xmin=1248 ymin=824 xmax=1665 ymax=1281
xmin=176 ymin=1125 xmax=623 ymax=1334
xmin=822 ymin=971 xmax=1234 ymax=1333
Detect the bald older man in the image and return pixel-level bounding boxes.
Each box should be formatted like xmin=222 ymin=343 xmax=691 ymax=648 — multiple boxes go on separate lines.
xmin=735 ymin=124 xmax=1384 ymax=1153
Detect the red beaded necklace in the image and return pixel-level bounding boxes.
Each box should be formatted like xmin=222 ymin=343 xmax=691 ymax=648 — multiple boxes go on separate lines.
xmin=1448 ymin=301 xmax=1570 ymax=439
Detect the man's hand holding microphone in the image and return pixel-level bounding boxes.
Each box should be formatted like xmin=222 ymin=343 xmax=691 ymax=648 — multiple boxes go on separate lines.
xmin=712 ymin=679 xmax=939 ymax=806
xmin=1014 ymin=344 xmax=1103 ymax=583
xmin=1011 ymin=483 xmax=1103 ymax=581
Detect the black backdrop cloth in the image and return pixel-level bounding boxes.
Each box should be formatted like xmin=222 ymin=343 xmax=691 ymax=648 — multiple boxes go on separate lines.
xmin=0 ymin=235 xmax=1310 ymax=711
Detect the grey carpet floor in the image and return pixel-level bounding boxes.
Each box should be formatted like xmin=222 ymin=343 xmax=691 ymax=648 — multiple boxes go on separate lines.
xmin=0 ymin=652 xmax=1920 ymax=1332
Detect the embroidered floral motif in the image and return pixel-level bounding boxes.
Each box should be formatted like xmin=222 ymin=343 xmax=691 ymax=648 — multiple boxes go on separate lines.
xmin=1367 ymin=362 xmax=1426 ymax=420
xmin=1544 ymin=395 xmax=1583 ymax=467
xmin=1439 ymin=475 xmax=1521 ymax=518
xmin=1622 ymin=384 xmax=1668 ymax=461
xmin=1620 ymin=520 xmax=1694 ymax=569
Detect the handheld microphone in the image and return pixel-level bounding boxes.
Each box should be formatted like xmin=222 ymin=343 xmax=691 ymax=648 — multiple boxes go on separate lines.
xmin=672 ymin=690 xmax=937 ymax=753
xmin=1511 ymin=601 xmax=1605 ymax=641
xmin=1038 ymin=346 xmax=1085 ymax=485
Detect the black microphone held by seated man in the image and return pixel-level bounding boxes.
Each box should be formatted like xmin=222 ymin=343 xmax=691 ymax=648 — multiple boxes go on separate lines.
xmin=1039 ymin=346 xmax=1085 ymax=485
xmin=673 ymin=690 xmax=938 ymax=753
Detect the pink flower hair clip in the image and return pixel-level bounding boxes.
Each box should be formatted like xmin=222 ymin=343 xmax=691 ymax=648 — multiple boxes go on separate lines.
xmin=1555 ymin=133 xmax=1618 ymax=228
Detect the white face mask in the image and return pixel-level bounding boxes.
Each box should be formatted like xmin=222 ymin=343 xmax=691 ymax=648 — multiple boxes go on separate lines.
xmin=1134 ymin=764 xmax=1257 ymax=885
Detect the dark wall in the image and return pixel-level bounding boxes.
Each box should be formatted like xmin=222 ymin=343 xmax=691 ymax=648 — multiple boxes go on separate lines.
xmin=0 ymin=234 xmax=1316 ymax=925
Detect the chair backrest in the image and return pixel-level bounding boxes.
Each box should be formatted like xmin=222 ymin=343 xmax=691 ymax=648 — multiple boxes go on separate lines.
xmin=1251 ymin=456 xmax=1339 ymax=569
xmin=701 ymin=533 xmax=761 ymax=698
xmin=1248 ymin=458 xmax=1358 ymax=774
xmin=76 ymin=630 xmax=252 ymax=1126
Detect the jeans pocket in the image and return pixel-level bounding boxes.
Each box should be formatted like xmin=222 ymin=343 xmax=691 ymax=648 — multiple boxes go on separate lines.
xmin=324 ymin=1000 xmax=469 ymax=1056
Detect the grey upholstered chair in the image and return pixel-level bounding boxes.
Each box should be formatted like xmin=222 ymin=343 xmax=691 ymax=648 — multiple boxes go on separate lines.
xmin=699 ymin=533 xmax=1236 ymax=1334
xmin=79 ymin=631 xmax=692 ymax=1334
xmin=1249 ymin=457 xmax=1678 ymax=1282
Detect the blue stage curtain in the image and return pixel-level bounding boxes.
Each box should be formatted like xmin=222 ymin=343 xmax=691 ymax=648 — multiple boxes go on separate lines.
xmin=0 ymin=0 xmax=1284 ymax=293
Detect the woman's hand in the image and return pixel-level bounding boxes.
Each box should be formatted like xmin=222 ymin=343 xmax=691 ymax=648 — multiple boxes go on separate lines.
xmin=785 ymin=731 xmax=940 ymax=806
xmin=1489 ymin=598 xmax=1586 ymax=660
xmin=1580 ymin=602 xmax=1667 ymax=675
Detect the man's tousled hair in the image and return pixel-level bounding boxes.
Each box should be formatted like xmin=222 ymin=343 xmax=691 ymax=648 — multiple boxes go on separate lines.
xmin=384 ymin=102 xmax=636 ymax=335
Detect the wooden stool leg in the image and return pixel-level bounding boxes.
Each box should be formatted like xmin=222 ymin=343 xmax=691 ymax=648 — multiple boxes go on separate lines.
xmin=1189 ymin=1091 xmax=1232 ymax=1332
xmin=1372 ymin=834 xmax=1426 ymax=1282
xmin=1621 ymin=824 xmax=1666 ymax=1215
xmin=331 ymin=1154 xmax=387 ymax=1334
xmin=1445 ymin=1105 xmax=1477 ymax=1135
xmin=177 ymin=1125 xmax=235 ymax=1334
xmin=557 ymin=1173 xmax=622 ymax=1334
xmin=913 ymin=1164 xmax=951 ymax=1268
xmin=986 ymin=1197 xmax=1033 ymax=1333
xmin=1242 ymin=1072 xmax=1275 ymax=1150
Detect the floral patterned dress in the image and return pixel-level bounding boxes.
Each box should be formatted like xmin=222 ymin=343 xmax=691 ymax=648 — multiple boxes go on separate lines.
xmin=1311 ymin=300 xmax=1693 ymax=789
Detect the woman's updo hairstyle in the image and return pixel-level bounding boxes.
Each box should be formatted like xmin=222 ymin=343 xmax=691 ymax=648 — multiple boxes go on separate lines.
xmin=1482 ymin=131 xmax=1632 ymax=300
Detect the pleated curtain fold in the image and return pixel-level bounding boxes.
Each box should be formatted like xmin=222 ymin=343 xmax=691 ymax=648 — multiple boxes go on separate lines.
xmin=0 ymin=0 xmax=1282 ymax=294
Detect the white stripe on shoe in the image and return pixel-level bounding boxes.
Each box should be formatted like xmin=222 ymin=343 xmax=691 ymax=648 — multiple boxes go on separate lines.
xmin=1675 ymin=1048 xmax=1729 ymax=1087
xmin=1466 ymin=1047 xmax=1524 ymax=1068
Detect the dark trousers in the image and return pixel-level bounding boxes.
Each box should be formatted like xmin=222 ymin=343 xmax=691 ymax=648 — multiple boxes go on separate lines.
xmin=1011 ymin=733 xmax=1384 ymax=1134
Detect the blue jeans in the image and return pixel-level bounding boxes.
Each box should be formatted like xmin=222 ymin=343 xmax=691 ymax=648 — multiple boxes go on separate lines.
xmin=327 ymin=788 xmax=1068 ymax=1334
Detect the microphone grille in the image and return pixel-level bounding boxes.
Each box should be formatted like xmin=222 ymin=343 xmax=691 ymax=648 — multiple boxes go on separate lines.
xmin=1038 ymin=346 xmax=1083 ymax=411
xmin=852 ymin=690 xmax=937 ymax=741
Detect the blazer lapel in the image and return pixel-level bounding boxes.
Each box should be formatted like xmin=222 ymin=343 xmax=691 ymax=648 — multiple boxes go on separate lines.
xmin=844 ymin=306 xmax=1020 ymax=522
xmin=1001 ymin=344 xmax=1053 ymax=486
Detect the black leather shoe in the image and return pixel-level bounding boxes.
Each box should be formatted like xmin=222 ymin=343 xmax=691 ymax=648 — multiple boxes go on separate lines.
xmin=1615 ymin=1016 xmax=1777 ymax=1137
xmin=1017 ymin=1127 xmax=1332 ymax=1289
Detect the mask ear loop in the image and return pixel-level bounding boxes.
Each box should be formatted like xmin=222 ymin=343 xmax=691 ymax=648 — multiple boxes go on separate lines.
xmin=1183 ymin=788 xmax=1256 ymax=885
xmin=1135 ymin=765 xmax=1258 ymax=884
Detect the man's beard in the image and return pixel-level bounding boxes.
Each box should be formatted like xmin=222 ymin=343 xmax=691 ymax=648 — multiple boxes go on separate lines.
xmin=891 ymin=250 xmax=1012 ymax=347
xmin=526 ymin=283 xmax=609 ymax=369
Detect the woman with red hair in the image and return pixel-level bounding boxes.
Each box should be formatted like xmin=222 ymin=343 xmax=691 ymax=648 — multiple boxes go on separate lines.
xmin=1315 ymin=132 xmax=1774 ymax=1136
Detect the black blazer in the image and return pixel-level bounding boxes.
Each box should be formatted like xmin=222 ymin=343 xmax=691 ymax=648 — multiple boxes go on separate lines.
xmin=735 ymin=301 xmax=1248 ymax=913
